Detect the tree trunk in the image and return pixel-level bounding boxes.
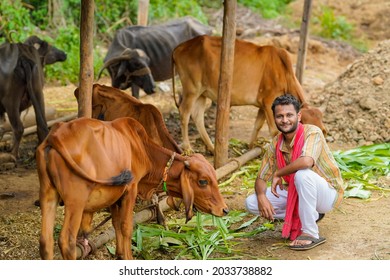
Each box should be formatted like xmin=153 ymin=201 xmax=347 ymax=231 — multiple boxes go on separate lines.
xmin=48 ymin=0 xmax=66 ymax=28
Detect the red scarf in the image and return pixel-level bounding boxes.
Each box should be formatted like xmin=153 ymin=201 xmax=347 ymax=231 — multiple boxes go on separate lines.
xmin=276 ymin=123 xmax=305 ymax=240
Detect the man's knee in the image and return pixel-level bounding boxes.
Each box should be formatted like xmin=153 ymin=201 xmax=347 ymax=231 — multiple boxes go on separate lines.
xmin=295 ymin=169 xmax=312 ymax=180
xmin=245 ymin=193 xmax=259 ymax=215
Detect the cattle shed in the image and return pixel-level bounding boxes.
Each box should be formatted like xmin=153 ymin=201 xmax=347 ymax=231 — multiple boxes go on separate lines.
xmin=78 ymin=0 xmax=312 ymax=168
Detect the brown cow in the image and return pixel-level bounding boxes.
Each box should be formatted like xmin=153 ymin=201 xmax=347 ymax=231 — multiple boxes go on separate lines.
xmin=37 ymin=117 xmax=228 ymax=260
xmin=172 ymin=35 xmax=326 ymax=153
xmin=74 ymin=83 xmax=182 ymax=153
xmin=74 ymin=84 xmax=182 ymax=229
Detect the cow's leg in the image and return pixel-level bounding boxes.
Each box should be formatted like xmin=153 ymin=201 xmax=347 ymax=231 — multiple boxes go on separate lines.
xmin=110 ymin=203 xmax=124 ymax=258
xmin=52 ymin=164 xmax=88 ymax=259
xmin=59 ymin=201 xmax=86 ymax=260
xmin=36 ymin=143 xmax=59 ymax=259
xmin=249 ymin=108 xmax=267 ymax=148
xmin=79 ymin=212 xmax=94 ymax=238
xmin=191 ymin=96 xmax=215 ymax=153
xmin=111 ymin=183 xmax=138 ymax=260
xmin=39 ymin=187 xmax=59 ymax=260
xmin=263 ymin=98 xmax=279 ymax=137
xmin=4 ymin=106 xmax=23 ymax=158
xmin=179 ymin=92 xmax=199 ymax=153
xmin=39 ymin=188 xmax=59 ymax=260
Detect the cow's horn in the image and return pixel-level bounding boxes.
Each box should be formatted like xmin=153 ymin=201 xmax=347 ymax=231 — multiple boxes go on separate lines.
xmin=184 ymin=161 xmax=190 ymax=168
xmin=97 ymin=55 xmax=133 ymax=80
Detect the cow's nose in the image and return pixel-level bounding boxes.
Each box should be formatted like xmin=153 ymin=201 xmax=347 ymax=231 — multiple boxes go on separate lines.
xmin=223 ymin=208 xmax=229 ymax=215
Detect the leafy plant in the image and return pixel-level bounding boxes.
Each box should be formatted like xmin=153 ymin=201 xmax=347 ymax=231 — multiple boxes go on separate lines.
xmin=333 ymin=143 xmax=390 ymax=197
xmin=148 ymin=0 xmax=208 ymax=24
xmin=315 ymin=6 xmax=353 ymax=41
xmin=0 ymin=0 xmax=35 ymax=43
xmin=132 ymin=210 xmax=271 ymax=260
xmin=238 ymin=0 xmax=292 ymax=19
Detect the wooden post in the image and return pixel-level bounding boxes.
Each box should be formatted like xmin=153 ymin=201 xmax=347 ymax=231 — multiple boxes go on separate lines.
xmin=214 ymin=0 xmax=236 ymax=169
xmin=137 ymin=0 xmax=149 ymax=26
xmin=78 ymin=0 xmax=94 ymax=118
xmin=295 ymin=0 xmax=312 ymax=84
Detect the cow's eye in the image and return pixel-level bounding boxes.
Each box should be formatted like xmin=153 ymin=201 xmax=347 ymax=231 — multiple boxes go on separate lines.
xmin=199 ymin=179 xmax=208 ymax=187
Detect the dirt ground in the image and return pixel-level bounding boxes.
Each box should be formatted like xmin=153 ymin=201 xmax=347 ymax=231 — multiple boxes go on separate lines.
xmin=1 ymin=1 xmax=389 ymax=260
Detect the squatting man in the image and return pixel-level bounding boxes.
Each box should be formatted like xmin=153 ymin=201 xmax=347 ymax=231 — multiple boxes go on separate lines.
xmin=245 ymin=94 xmax=344 ymax=250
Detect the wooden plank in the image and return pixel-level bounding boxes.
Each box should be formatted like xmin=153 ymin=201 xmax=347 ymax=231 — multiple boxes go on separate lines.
xmin=295 ymin=0 xmax=312 ymax=84
xmin=214 ymin=0 xmax=237 ymax=169
xmin=78 ymin=0 xmax=95 ymax=118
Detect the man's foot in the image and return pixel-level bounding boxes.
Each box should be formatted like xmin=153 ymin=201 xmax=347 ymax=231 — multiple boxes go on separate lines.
xmin=289 ymin=234 xmax=326 ymax=251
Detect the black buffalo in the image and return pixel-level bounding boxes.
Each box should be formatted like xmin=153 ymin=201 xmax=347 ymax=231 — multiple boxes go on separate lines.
xmin=0 ymin=36 xmax=67 ymax=158
xmin=98 ymin=16 xmax=212 ymax=98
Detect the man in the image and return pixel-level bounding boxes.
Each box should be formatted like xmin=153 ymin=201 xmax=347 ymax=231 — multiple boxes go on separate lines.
xmin=245 ymin=94 xmax=344 ymax=250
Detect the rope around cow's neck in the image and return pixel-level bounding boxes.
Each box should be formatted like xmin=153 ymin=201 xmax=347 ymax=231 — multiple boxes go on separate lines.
xmin=158 ymin=152 xmax=176 ymax=192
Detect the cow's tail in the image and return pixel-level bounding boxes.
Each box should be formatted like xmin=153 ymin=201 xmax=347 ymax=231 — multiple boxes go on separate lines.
xmin=22 ymin=57 xmax=49 ymax=142
xmin=48 ymin=130 xmax=133 ymax=186
xmin=171 ymin=53 xmax=180 ymax=108
xmin=278 ymin=48 xmax=307 ymax=105
xmin=36 ymin=141 xmax=54 ymax=196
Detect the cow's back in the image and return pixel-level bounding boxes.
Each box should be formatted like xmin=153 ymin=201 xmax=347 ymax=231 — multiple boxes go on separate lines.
xmin=47 ymin=118 xmax=151 ymax=180
xmin=106 ymin=17 xmax=212 ymax=81
xmin=173 ymin=35 xmax=306 ymax=106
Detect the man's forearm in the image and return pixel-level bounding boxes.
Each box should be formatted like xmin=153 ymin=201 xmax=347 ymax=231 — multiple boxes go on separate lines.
xmin=254 ymin=177 xmax=268 ymax=196
xmin=275 ymin=156 xmax=314 ymax=177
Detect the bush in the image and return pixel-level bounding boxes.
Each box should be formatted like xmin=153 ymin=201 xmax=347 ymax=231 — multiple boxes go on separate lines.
xmin=315 ymin=6 xmax=353 ymax=41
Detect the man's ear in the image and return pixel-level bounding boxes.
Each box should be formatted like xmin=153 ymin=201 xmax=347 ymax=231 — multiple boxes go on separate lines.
xmin=297 ymin=111 xmax=302 ymax=122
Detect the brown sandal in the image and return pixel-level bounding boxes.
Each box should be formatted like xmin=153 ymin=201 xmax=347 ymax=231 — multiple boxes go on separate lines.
xmin=290 ymin=235 xmax=326 ymax=251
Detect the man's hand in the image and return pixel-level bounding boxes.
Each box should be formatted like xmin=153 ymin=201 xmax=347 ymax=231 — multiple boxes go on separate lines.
xmin=271 ymin=174 xmax=283 ymax=198
xmin=257 ymin=194 xmax=276 ymax=221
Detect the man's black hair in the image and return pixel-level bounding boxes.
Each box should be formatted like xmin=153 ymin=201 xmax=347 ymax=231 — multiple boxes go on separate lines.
xmin=271 ymin=94 xmax=301 ymax=115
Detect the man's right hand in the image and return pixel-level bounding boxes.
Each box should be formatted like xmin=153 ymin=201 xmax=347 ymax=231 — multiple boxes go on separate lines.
xmin=257 ymin=194 xmax=276 ymax=221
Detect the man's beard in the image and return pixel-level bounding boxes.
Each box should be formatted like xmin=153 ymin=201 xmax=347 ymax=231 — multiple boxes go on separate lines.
xmin=276 ymin=120 xmax=299 ymax=134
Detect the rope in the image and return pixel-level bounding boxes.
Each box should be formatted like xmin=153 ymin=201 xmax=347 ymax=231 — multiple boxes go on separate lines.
xmin=157 ymin=152 xmax=176 ymax=192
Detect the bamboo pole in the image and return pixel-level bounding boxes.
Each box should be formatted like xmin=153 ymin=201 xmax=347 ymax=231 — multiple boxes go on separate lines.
xmin=214 ymin=0 xmax=237 ymax=169
xmin=78 ymin=0 xmax=94 ymax=118
xmin=295 ymin=0 xmax=312 ymax=84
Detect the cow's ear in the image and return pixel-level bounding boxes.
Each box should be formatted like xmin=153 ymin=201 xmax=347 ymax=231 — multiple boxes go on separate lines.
xmin=180 ymin=170 xmax=194 ymax=223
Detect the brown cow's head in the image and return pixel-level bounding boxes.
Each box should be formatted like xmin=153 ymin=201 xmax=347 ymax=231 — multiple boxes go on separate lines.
xmin=300 ymin=105 xmax=327 ymax=136
xmin=168 ymin=153 xmax=228 ymax=222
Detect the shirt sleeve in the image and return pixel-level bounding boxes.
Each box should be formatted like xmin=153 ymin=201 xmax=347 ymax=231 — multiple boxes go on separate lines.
xmin=301 ymin=128 xmax=323 ymax=165
xmin=257 ymin=142 xmax=276 ymax=182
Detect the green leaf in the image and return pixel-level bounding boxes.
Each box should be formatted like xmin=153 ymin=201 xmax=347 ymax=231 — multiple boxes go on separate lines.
xmin=105 ymin=245 xmax=116 ymax=256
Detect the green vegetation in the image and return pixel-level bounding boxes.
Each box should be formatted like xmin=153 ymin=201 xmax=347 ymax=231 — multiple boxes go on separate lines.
xmin=124 ymin=211 xmax=273 ymax=260
xmin=315 ymin=6 xmax=353 ymax=41
xmin=222 ymin=143 xmax=390 ymax=200
xmin=0 ymin=0 xmax=295 ymax=85
xmin=238 ymin=0 xmax=292 ymax=19
xmin=1 ymin=0 xmax=364 ymax=83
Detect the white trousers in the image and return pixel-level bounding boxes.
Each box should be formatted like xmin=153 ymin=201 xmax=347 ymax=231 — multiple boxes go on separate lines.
xmin=245 ymin=169 xmax=337 ymax=238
